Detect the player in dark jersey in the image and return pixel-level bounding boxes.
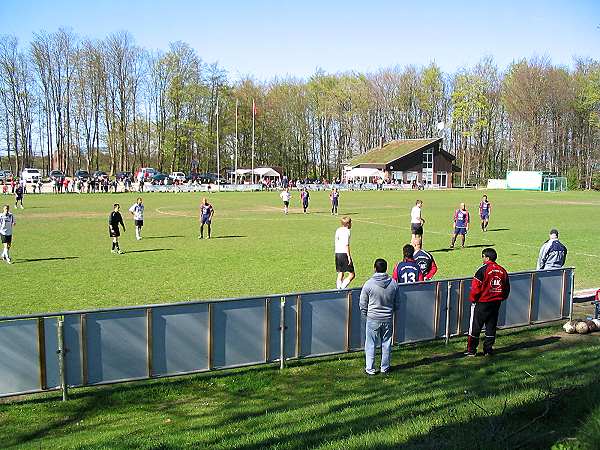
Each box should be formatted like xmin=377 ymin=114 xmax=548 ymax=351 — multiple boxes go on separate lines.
xmin=300 ymin=188 xmax=310 ymax=214
xmin=413 ymin=241 xmax=438 ymax=280
xmin=199 ymin=197 xmax=214 ymax=239
xmin=479 ymin=195 xmax=491 ymax=231
xmin=14 ymin=184 xmax=24 ymax=209
xmin=450 ymin=203 xmax=470 ymax=249
xmin=108 ymin=203 xmax=126 ymax=254
xmin=330 ymin=188 xmax=340 ymax=215
xmin=465 ymin=248 xmax=510 ymax=356
xmin=392 ymin=244 xmax=424 ymax=284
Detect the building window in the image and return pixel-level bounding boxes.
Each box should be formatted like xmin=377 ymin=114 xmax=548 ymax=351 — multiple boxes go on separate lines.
xmin=392 ymin=171 xmax=403 ymax=181
xmin=407 ymin=171 xmax=418 ymax=182
xmin=436 ymin=172 xmax=448 ymax=187
xmin=422 ymin=169 xmax=433 ymax=184
xmin=423 ymin=147 xmax=433 ymax=169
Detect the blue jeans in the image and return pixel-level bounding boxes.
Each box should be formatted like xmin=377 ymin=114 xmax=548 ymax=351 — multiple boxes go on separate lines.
xmin=364 ymin=318 xmax=393 ymax=373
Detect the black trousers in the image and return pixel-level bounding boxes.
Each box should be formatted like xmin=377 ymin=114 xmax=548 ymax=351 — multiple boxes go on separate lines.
xmin=467 ymin=301 xmax=502 ymax=354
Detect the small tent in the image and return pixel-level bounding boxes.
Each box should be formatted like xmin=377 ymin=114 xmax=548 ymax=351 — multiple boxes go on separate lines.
xmin=345 ymin=167 xmax=385 ymax=182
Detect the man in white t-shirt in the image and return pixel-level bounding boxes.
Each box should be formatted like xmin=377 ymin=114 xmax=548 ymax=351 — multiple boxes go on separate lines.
xmin=410 ymin=199 xmax=425 ymax=247
xmin=0 ymin=204 xmax=16 ymax=264
xmin=128 ymin=197 xmax=145 ymax=240
xmin=335 ymin=216 xmax=355 ymax=289
xmin=280 ymin=188 xmax=291 ymax=215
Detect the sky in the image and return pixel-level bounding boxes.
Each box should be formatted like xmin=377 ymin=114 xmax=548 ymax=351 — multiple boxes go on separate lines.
xmin=0 ymin=0 xmax=599 ymax=80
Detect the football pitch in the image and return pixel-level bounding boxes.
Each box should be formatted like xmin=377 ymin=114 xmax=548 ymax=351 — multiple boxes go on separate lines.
xmin=2 ymin=188 xmax=599 ymax=316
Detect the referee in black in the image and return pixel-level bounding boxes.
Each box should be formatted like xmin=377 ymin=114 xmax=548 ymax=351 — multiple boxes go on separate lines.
xmin=109 ymin=203 xmax=126 ymax=254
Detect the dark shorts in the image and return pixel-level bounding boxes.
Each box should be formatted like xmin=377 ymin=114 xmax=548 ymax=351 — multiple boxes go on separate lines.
xmin=335 ymin=253 xmax=355 ymax=273
xmin=201 ymin=216 xmax=211 ymax=225
xmin=454 ymin=227 xmax=467 ymax=235
xmin=135 ymin=220 xmax=144 ymax=227
xmin=1 ymin=234 xmax=12 ymax=244
xmin=411 ymin=223 xmax=423 ymax=235
xmin=109 ymin=228 xmax=120 ymax=238
xmin=480 ymin=213 xmax=489 ymax=220
xmin=302 ymin=201 xmax=309 ymax=207
xmin=283 ymin=201 xmax=289 ymax=207
xmin=15 ymin=196 xmax=22 ymax=201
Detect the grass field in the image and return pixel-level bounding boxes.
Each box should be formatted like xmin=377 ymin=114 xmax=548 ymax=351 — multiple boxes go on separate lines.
xmin=2 ymin=189 xmax=600 ymax=316
xmin=1 ymin=325 xmax=599 ymax=449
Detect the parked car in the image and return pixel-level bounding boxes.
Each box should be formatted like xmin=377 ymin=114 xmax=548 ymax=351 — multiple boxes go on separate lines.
xmin=0 ymin=170 xmax=14 ymax=182
xmin=115 ymin=171 xmax=132 ymax=181
xmin=74 ymin=170 xmax=90 ymax=182
xmin=169 ymin=171 xmax=186 ymax=182
xmin=196 ymin=172 xmax=228 ymax=184
xmin=138 ymin=167 xmax=157 ymax=180
xmin=49 ymin=170 xmax=65 ymax=182
xmin=21 ymin=168 xmax=42 ymax=183
xmin=92 ymin=170 xmax=108 ymax=181
xmin=151 ymin=172 xmax=170 ymax=184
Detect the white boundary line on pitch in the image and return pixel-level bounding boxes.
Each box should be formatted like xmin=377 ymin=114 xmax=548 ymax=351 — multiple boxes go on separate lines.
xmin=353 ymin=218 xmax=600 ymax=259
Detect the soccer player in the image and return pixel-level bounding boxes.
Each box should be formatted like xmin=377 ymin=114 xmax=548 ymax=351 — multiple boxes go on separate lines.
xmin=330 ymin=188 xmax=340 ymax=215
xmin=465 ymin=248 xmax=510 ymax=356
xmin=537 ymin=229 xmax=567 ymax=270
xmin=300 ymin=188 xmax=310 ymax=214
xmin=280 ymin=188 xmax=291 ymax=215
xmin=128 ymin=197 xmax=145 ymax=240
xmin=413 ymin=241 xmax=438 ymax=280
xmin=199 ymin=197 xmax=214 ymax=239
xmin=392 ymin=244 xmax=424 ymax=284
xmin=479 ymin=195 xmax=491 ymax=231
xmin=360 ymin=258 xmax=398 ymax=375
xmin=334 ymin=216 xmax=355 ymax=289
xmin=14 ymin=183 xmax=24 ymax=209
xmin=0 ymin=204 xmax=16 ymax=264
xmin=109 ymin=203 xmax=126 ymax=254
xmin=410 ymin=200 xmax=424 ymax=247
xmin=450 ymin=202 xmax=470 ymax=249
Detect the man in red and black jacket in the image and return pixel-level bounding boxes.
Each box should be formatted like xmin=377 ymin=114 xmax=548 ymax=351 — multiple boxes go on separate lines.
xmin=465 ymin=248 xmax=510 ymax=356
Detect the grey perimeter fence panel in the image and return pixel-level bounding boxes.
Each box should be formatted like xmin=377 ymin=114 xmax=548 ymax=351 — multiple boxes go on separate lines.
xmin=0 ymin=267 xmax=574 ymax=399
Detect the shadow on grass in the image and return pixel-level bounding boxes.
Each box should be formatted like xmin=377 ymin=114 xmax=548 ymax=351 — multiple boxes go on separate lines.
xmin=211 ymin=235 xmax=247 ymax=239
xmin=125 ymin=249 xmax=173 ymax=254
xmin=143 ymin=235 xmax=185 ymax=239
xmin=486 ymin=228 xmax=511 ymax=232
xmin=463 ymin=243 xmax=495 ymax=249
xmin=15 ymin=256 xmax=79 ymax=264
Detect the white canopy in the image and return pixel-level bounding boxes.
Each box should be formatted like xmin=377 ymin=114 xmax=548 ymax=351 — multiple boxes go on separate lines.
xmin=345 ymin=167 xmax=385 ymax=180
xmin=234 ymin=167 xmax=281 ymax=178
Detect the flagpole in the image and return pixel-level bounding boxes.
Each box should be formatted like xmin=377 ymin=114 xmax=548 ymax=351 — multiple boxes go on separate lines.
xmin=251 ymin=98 xmax=255 ymax=184
xmin=235 ymin=99 xmax=238 ymax=186
xmin=216 ymin=98 xmax=220 ymax=188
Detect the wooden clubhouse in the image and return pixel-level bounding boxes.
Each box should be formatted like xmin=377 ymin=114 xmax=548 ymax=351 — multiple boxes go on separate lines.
xmin=346 ymin=138 xmax=458 ymax=187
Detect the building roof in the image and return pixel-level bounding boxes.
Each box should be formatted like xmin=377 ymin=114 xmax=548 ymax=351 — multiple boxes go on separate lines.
xmin=347 ymin=138 xmax=441 ymax=166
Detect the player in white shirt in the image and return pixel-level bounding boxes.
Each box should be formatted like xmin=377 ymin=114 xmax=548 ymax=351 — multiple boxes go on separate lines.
xmin=280 ymin=188 xmax=291 ymax=215
xmin=0 ymin=204 xmax=16 ymax=264
xmin=129 ymin=197 xmax=145 ymax=240
xmin=410 ymin=199 xmax=425 ymax=247
xmin=334 ymin=216 xmax=355 ymax=289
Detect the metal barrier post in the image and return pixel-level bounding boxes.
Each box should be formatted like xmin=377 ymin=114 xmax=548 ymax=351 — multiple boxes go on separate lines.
xmin=279 ymin=297 xmax=286 ymax=370
xmin=57 ymin=318 xmax=68 ymax=401
xmin=445 ymin=282 xmax=452 ymax=345
xmin=569 ymin=271 xmax=575 ymax=320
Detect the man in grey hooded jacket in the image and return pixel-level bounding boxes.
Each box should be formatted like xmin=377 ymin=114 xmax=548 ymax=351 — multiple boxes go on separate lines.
xmin=360 ymin=258 xmax=398 ymax=375
xmin=537 ymin=229 xmax=567 ymax=270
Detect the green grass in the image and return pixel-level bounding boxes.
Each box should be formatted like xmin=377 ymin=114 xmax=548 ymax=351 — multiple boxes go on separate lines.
xmin=1 ymin=325 xmax=599 ymax=449
xmin=2 ymin=189 xmax=599 ymax=316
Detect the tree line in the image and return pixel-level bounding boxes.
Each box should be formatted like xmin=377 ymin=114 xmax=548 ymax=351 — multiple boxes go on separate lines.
xmin=1 ymin=29 xmax=599 ymax=186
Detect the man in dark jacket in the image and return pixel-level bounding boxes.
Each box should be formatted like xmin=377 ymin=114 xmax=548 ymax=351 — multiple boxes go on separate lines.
xmin=360 ymin=258 xmax=398 ymax=375
xmin=465 ymin=248 xmax=510 ymax=356
xmin=537 ymin=229 xmax=567 ymax=270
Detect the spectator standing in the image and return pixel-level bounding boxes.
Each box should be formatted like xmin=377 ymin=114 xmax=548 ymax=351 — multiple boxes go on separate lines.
xmin=465 ymin=248 xmax=510 ymax=356
xmin=537 ymin=229 xmax=567 ymax=270
xmin=360 ymin=258 xmax=398 ymax=375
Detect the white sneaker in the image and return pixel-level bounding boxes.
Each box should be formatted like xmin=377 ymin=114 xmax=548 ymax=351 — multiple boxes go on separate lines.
xmin=136 ymin=236 xmax=141 ymax=241
xmin=6 ymin=257 xmax=11 ymax=264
